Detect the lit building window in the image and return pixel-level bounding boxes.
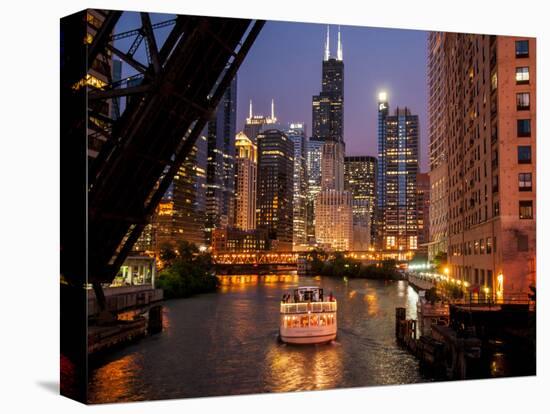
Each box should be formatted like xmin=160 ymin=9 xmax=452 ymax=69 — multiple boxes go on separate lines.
xmin=518 ymin=173 xmax=532 ymax=191
xmin=496 ymin=273 xmax=504 ymax=298
xmin=515 ymin=67 xmax=530 ymax=84
xmin=516 ymin=92 xmax=530 ymax=110
xmin=519 ymin=200 xmax=533 ymax=219
xmin=491 ymin=72 xmax=498 ymax=91
xmin=486 ymin=237 xmax=492 ymax=254
xmin=72 ymin=73 xmax=107 ymax=91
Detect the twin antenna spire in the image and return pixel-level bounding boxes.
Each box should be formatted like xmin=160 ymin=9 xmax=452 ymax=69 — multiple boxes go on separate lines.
xmin=324 ymin=25 xmax=343 ymax=61
xmin=248 ymin=99 xmax=276 ymax=120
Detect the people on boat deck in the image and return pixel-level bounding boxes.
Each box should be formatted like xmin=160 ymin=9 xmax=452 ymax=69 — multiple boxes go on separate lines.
xmin=282 ymin=289 xmax=335 ymax=303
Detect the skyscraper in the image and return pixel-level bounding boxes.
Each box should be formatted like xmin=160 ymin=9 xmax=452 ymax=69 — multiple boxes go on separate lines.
xmin=256 ymin=129 xmax=294 ymax=251
xmin=345 ymin=156 xmax=377 ymax=250
xmin=244 ymin=99 xmax=277 ymax=142
xmin=427 ymin=32 xmax=449 ymax=261
xmin=111 ymin=59 xmax=122 ymax=120
xmin=205 ymin=77 xmax=237 ymax=245
xmin=154 ymin=134 xmax=208 ymax=250
xmin=438 ymin=34 xmax=536 ymax=296
xmin=306 ymin=137 xmax=324 ymax=243
xmin=84 ymin=10 xmax=113 ymax=161
xmin=416 ymin=172 xmax=430 ymax=255
xmin=234 ymin=131 xmax=257 ymax=231
xmin=286 ymin=123 xmax=308 ymax=251
xmin=315 ymin=191 xmax=353 ymax=251
xmin=378 ymin=100 xmax=420 ymax=257
xmin=376 ymin=92 xmax=389 ymax=249
xmin=312 ymin=26 xmax=344 ymax=142
xmin=314 ymin=26 xmax=353 ymax=251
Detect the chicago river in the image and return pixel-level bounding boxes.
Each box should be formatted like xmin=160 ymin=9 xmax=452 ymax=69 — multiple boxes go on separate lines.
xmin=88 ymin=275 xmax=430 ymax=403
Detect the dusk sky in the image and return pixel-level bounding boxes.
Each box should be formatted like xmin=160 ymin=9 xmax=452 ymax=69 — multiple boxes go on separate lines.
xmin=115 ymin=14 xmax=429 ymax=171
xmin=236 ymin=21 xmax=429 ymax=172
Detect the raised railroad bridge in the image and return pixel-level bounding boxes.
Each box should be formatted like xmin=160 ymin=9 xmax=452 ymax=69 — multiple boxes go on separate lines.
xmin=61 ymin=10 xmax=265 ymax=302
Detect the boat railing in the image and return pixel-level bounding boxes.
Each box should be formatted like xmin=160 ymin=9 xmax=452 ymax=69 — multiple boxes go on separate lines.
xmin=280 ymin=301 xmax=337 ymax=314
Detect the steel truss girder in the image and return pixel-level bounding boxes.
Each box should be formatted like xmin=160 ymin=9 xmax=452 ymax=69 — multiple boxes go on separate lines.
xmin=82 ymin=12 xmax=265 ymax=284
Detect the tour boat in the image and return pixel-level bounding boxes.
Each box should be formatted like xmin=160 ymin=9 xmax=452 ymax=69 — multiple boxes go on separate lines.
xmin=279 ymin=286 xmax=337 ymax=344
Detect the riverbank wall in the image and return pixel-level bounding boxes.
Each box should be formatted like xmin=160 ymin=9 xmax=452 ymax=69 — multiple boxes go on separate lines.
xmin=88 ymin=285 xmax=164 ymax=356
xmin=395 ymin=302 xmax=536 ymax=380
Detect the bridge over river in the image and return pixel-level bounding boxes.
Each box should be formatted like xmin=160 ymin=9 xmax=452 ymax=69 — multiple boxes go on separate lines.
xmin=212 ymin=251 xmax=389 ymax=266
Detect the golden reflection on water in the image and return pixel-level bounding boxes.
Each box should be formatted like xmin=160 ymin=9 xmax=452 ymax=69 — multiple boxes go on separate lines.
xmin=89 ymin=354 xmax=142 ymax=403
xmin=218 ymin=274 xmax=298 ymax=292
xmin=88 ymin=274 xmax=428 ymax=401
xmin=490 ymin=352 xmax=508 ymax=377
xmin=162 ymin=305 xmax=172 ymax=336
xmin=397 ymin=280 xmax=406 ymax=297
xmin=363 ymin=290 xmax=379 ymax=317
xmin=406 ymin=285 xmax=419 ymax=320
xmin=265 ymin=342 xmax=343 ymax=392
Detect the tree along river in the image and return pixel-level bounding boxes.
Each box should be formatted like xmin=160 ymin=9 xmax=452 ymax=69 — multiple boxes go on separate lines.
xmin=88 ymin=274 xmax=433 ymax=403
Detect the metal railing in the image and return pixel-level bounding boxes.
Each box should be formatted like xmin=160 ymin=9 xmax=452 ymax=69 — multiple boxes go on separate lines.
xmin=280 ymin=301 xmax=337 ymax=314
xmin=450 ymin=293 xmax=532 ymax=306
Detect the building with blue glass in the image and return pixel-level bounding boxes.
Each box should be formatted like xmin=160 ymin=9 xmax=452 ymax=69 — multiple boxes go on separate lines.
xmin=377 ymin=97 xmax=419 ymax=256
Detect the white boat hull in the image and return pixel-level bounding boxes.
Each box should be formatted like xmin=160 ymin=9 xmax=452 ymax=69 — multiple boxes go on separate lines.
xmin=280 ymin=325 xmax=337 ymax=344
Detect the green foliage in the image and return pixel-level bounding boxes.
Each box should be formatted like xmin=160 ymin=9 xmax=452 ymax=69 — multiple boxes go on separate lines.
xmin=425 ymin=287 xmax=440 ymax=304
xmin=310 ymin=251 xmax=401 ymax=280
xmin=308 ymin=248 xmax=328 ymax=274
xmin=357 ymin=264 xmax=400 ymax=280
xmin=156 ymin=242 xmax=218 ymax=299
xmin=159 ymin=243 xmax=177 ymax=269
xmin=381 ymin=259 xmax=397 ymax=270
xmin=411 ymin=251 xmax=428 ymax=264
xmin=438 ymin=281 xmax=464 ymax=300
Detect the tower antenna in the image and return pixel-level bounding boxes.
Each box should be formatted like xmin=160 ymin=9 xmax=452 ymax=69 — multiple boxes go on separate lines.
xmin=337 ymin=25 xmax=343 ymax=61
xmin=324 ymin=25 xmax=330 ymax=61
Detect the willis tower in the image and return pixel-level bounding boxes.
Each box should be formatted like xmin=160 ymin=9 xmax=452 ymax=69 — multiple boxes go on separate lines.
xmin=313 ymin=26 xmax=353 ymax=251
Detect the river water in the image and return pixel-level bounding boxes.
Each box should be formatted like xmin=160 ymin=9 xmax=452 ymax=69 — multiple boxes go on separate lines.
xmin=88 ymin=274 xmax=432 ymax=403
